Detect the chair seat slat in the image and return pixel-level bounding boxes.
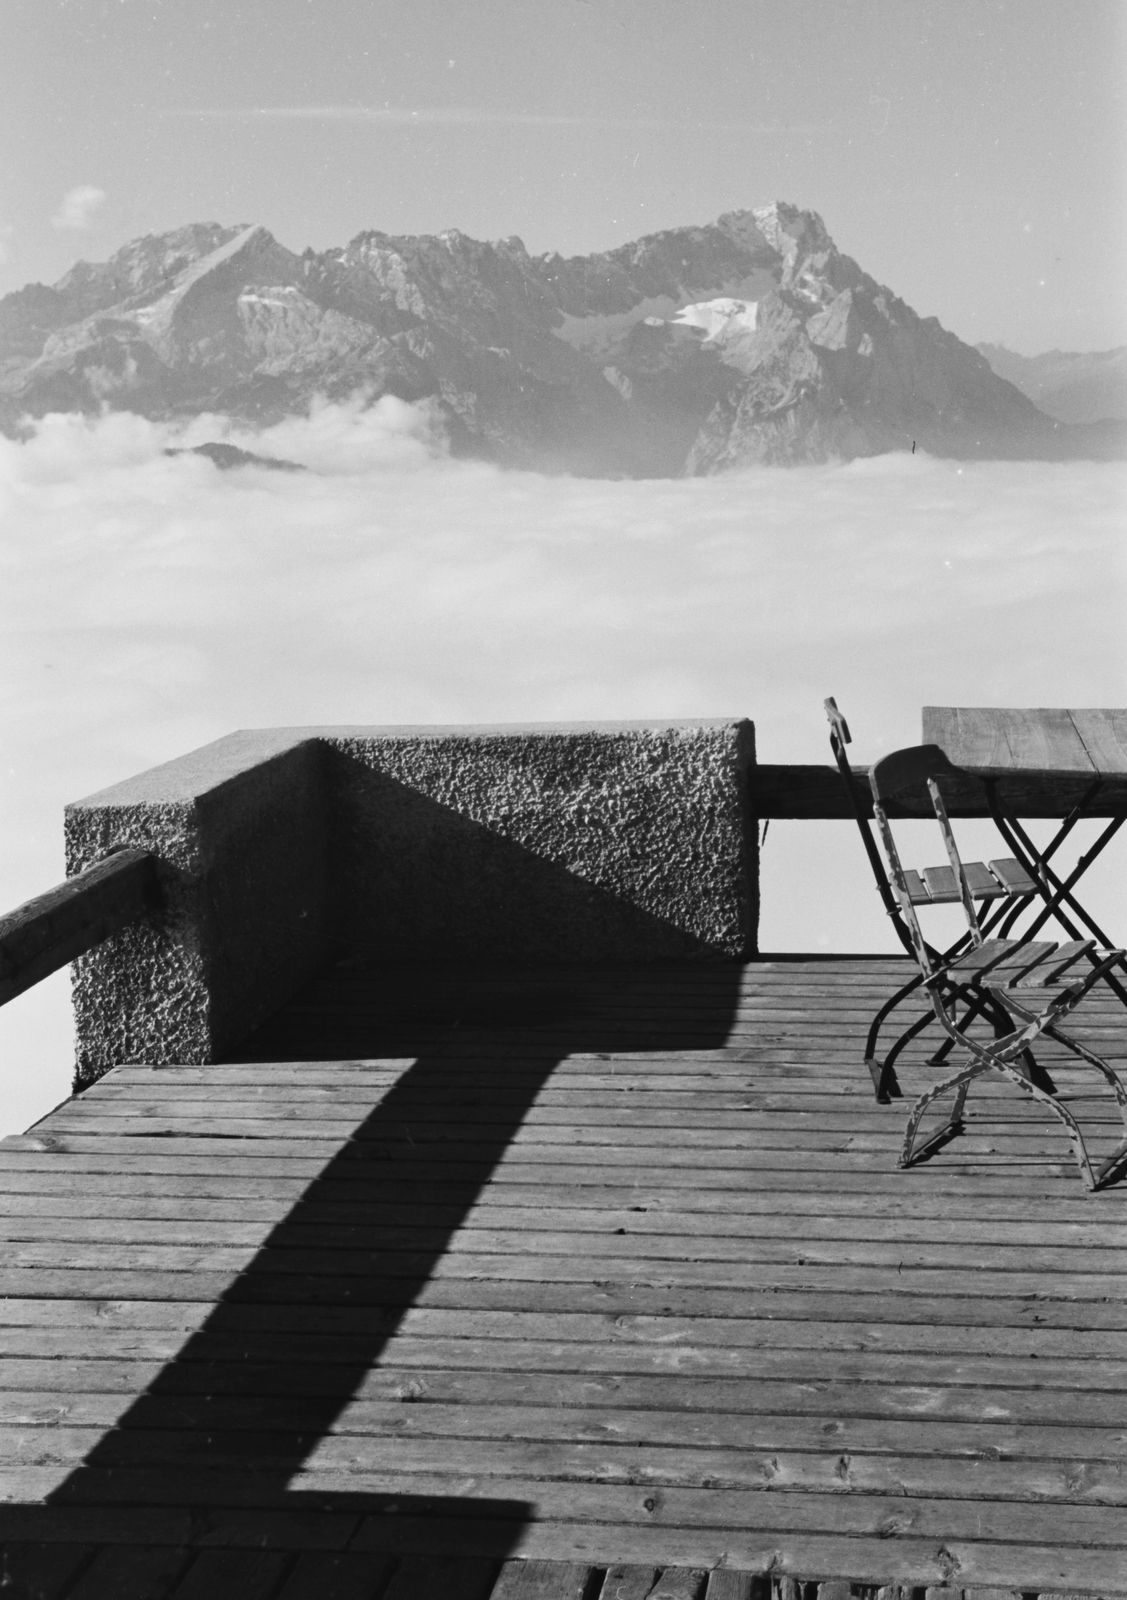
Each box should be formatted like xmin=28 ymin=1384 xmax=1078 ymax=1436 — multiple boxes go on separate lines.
xmin=982 ymin=941 xmax=1060 ymax=985
xmin=921 ymin=865 xmax=961 ymax=902
xmin=961 ymin=861 xmax=1010 ymax=899
xmin=946 ymin=939 xmax=1023 ymax=976
xmin=987 ymin=857 xmax=1038 ymax=895
xmin=1013 ymin=939 xmax=1095 ymax=987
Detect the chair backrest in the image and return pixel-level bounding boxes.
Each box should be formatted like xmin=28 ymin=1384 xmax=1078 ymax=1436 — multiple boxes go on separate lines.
xmin=869 ymin=745 xmax=983 ymax=976
xmin=869 ymin=744 xmax=965 ymax=805
xmin=823 ymin=698 xmax=917 ymax=956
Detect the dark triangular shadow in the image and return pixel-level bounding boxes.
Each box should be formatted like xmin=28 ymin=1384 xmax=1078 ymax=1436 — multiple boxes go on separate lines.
xmin=34 ymin=959 xmax=744 ymax=1564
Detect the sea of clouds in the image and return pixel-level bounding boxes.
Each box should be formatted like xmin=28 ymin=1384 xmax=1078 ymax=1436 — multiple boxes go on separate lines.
xmin=1 ymin=394 xmax=1124 ymax=1135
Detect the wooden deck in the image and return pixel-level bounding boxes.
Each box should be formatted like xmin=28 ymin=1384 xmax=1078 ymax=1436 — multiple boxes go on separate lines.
xmin=0 ymin=957 xmax=1124 ymax=1598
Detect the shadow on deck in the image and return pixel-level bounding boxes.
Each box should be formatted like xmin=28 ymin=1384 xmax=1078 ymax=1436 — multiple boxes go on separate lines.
xmin=0 ymin=958 xmax=1124 ymax=1598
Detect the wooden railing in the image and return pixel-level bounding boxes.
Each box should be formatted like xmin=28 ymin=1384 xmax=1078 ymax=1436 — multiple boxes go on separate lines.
xmin=2 ymin=755 xmax=1058 ymax=1015
xmin=0 ymin=848 xmax=159 ymax=1008
xmin=752 ymin=764 xmax=872 ymax=818
xmin=0 ymin=764 xmax=871 ymax=1012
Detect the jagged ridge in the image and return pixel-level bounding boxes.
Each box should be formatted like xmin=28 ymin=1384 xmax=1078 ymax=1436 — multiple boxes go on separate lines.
xmin=1 ymin=204 xmax=1117 ymax=471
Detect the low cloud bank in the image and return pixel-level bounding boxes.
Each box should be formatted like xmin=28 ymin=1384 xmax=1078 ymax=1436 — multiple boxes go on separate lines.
xmin=1 ymin=397 xmax=1124 ymax=1131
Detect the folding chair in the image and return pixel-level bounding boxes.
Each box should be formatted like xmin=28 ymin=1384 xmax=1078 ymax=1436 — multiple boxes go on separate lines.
xmin=825 ymin=698 xmax=1040 ymax=1100
xmin=870 ymin=744 xmax=1127 ymax=1191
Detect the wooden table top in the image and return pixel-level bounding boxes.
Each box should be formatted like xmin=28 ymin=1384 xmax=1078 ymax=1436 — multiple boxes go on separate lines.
xmin=924 ymin=707 xmax=1127 ymax=775
xmin=921 ymin=707 xmax=1127 ymax=815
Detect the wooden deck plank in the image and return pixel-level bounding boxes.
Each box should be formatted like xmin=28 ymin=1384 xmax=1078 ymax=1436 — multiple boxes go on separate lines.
xmin=490 ymin=1559 xmax=591 ymax=1599
xmin=66 ymin=1543 xmax=191 ymax=1599
xmin=2 ymin=1305 xmax=1124 ymax=1359
xmin=379 ymin=1553 xmax=499 ymax=1600
xmin=4 ymin=1360 xmax=1127 ymax=1427
xmin=0 ymin=1203 xmax=1122 ymax=1253
xmin=0 ymin=1414 xmax=1120 ymax=1472
xmin=5 ymin=1425 xmax=1127 ymax=1505
xmin=167 ymin=1546 xmax=291 ymax=1599
xmin=596 ymin=1567 xmax=659 ymax=1600
xmin=0 ymin=1541 xmax=93 ymax=1599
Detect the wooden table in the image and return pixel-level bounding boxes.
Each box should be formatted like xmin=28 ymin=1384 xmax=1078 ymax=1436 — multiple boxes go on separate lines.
xmin=924 ymin=705 xmax=1127 ymax=949
xmin=923 ymin=706 xmax=1127 ymax=815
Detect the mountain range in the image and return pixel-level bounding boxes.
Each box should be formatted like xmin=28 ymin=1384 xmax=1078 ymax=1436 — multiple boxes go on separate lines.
xmin=1 ymin=203 xmax=1121 ymax=473
xmin=976 ymin=342 xmax=1127 ymax=426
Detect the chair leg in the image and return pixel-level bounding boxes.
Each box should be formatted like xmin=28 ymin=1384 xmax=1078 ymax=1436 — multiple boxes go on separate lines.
xmin=972 ymin=1015 xmax=1100 ymax=1188
xmin=900 ymin=1060 xmax=985 ymax=1168
xmin=1038 ymin=1024 xmax=1127 ymax=1188
xmin=864 ymin=971 xmax=927 ymax=1067
xmin=1008 ymin=1069 xmax=1098 ymax=1190
xmin=870 ymin=1006 xmax=937 ymax=1102
xmin=900 ymin=1040 xmax=1101 ymax=1188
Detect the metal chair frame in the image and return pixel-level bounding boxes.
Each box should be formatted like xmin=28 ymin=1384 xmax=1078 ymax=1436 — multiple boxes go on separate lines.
xmin=870 ymin=745 xmax=1127 ymax=1191
xmin=825 ymin=699 xmax=1041 ymax=1099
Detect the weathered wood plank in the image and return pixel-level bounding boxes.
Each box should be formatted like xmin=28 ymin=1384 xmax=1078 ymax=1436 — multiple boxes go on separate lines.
xmin=0 ymin=1542 xmax=93 ymax=1599
xmin=643 ymin=1571 xmax=707 ymax=1600
xmin=354 ymin=1513 xmax=1127 ymax=1593
xmin=3 ymin=1274 xmax=1124 ymax=1330
xmin=6 ymin=1213 xmax=1121 ymax=1280
xmin=168 ymin=1547 xmax=291 ymax=1600
xmin=490 ymin=1559 xmax=591 ymax=1599
xmin=6 ymin=1422 xmax=1127 ymax=1507
xmin=0 ymin=1303 xmax=1122 ymax=1359
xmin=274 ymin=1550 xmax=397 ymax=1600
xmin=1070 ymin=707 xmax=1127 ymax=774
xmin=0 ymin=848 xmax=157 ymax=1007
xmin=1 ymin=1232 xmax=1123 ymax=1293
xmin=597 ymin=1567 xmax=658 ymax=1600
xmin=923 ymin=706 xmax=1096 ymax=773
xmin=1 ymin=1325 xmax=1123 ymax=1394
xmin=126 ymin=1474 xmax=1127 ymax=1550
xmin=0 ymin=1197 xmax=1119 ymax=1251
xmin=748 ymin=765 xmax=868 ymax=819
xmin=4 ymin=1404 xmax=1125 ymax=1476
xmin=2 ymin=1359 xmax=1125 ymax=1426
xmin=67 ymin=1543 xmax=190 ymax=1600
xmin=380 ymin=1553 xmax=499 ymax=1600
xmin=703 ymin=1574 xmax=755 ymax=1600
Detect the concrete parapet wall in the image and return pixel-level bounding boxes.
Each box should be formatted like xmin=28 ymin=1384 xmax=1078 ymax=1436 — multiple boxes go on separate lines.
xmin=66 ymin=731 xmax=331 ymax=1084
xmin=330 ymin=721 xmax=756 ymax=963
xmin=64 ymin=718 xmax=756 ymax=1076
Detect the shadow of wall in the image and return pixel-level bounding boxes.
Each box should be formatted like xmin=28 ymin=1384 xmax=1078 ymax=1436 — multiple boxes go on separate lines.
xmin=35 ymin=960 xmax=745 ymax=1563
xmin=325 ymin=725 xmax=756 ymax=965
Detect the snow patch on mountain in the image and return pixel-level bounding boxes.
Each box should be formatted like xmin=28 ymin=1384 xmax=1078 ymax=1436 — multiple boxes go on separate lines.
xmin=671 ymin=298 xmax=759 ymax=339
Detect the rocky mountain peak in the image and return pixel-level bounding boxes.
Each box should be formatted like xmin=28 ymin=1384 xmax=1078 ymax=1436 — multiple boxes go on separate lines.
xmin=53 ymin=223 xmax=254 ymax=318
xmin=1 ymin=205 xmax=1116 ymax=470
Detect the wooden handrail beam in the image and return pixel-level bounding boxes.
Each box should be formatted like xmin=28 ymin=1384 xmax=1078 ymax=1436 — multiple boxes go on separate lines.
xmin=0 ymin=848 xmax=159 ymax=1008
xmin=750 ymin=763 xmax=1127 ymax=819
xmin=752 ymin=764 xmax=874 ymax=819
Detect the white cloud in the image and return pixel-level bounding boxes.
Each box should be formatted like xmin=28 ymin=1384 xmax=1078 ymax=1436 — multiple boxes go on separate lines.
xmin=165 ymin=105 xmax=824 ymax=133
xmin=51 ymin=185 xmax=107 ymax=230
xmin=0 ymin=397 xmax=1124 ymax=1133
xmin=0 ymin=224 xmax=12 ymax=265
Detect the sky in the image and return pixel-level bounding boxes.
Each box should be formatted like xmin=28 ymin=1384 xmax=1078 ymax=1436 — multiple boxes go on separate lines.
xmin=0 ymin=2 xmax=1125 ymax=1139
xmin=1 ymin=404 xmax=1125 ymax=1136
xmin=2 ymin=0 xmax=1126 ymax=353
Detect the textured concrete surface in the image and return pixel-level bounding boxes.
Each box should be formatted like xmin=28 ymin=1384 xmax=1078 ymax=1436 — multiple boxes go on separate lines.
xmin=65 ymin=731 xmax=331 ymax=1082
xmin=329 ymin=721 xmax=756 ymax=962
xmin=64 ymin=720 xmax=756 ymax=1075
